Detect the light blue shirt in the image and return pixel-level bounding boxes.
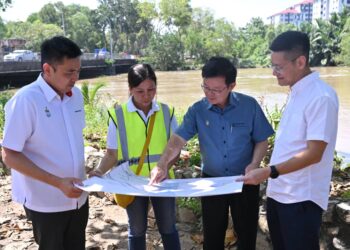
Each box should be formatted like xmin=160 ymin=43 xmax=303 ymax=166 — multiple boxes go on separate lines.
xmin=176 ymin=92 xmax=274 ymax=176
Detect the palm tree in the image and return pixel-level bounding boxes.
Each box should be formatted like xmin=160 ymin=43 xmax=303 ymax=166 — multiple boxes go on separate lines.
xmin=81 ymin=81 xmax=105 ymax=106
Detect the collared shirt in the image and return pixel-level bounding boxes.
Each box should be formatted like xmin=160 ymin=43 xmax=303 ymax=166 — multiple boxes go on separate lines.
xmin=107 ymin=97 xmax=178 ymax=149
xmin=267 ymin=72 xmax=339 ymax=210
xmin=175 ymin=92 xmax=274 ymax=176
xmin=2 ymin=74 xmax=87 ymax=213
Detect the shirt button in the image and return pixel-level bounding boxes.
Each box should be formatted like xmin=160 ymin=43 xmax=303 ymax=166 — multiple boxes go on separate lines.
xmin=222 ymin=127 xmax=225 ymax=130
xmin=224 ymin=155 xmax=227 ymax=158
xmin=224 ymin=141 xmax=226 ymax=144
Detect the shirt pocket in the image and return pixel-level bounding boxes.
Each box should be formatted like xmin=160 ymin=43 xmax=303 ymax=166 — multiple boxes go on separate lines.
xmin=73 ymin=106 xmax=85 ymax=130
xmin=229 ymin=122 xmax=251 ymax=145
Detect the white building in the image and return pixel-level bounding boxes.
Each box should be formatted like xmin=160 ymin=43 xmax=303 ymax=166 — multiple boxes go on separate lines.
xmin=268 ymin=0 xmax=314 ymax=27
xmin=268 ymin=0 xmax=349 ymax=26
xmin=313 ymin=0 xmax=350 ymax=22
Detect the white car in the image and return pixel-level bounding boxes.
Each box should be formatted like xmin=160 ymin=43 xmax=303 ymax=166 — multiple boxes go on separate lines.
xmin=3 ymin=50 xmax=35 ymax=62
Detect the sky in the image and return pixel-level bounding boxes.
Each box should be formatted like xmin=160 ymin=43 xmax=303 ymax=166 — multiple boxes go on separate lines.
xmin=1 ymin=0 xmax=300 ymax=27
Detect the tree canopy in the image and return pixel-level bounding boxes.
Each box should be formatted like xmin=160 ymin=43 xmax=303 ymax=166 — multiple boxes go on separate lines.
xmin=1 ymin=1 xmax=349 ymax=68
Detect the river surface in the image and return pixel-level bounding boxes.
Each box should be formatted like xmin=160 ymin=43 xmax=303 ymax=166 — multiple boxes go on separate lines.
xmin=82 ymin=67 xmax=350 ymax=161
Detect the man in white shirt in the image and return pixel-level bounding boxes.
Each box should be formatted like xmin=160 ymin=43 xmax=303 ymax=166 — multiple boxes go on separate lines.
xmin=238 ymin=31 xmax=339 ymax=250
xmin=2 ymin=36 xmax=88 ymax=250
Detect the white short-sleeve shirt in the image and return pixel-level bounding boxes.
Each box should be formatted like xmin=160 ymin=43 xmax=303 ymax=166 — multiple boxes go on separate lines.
xmin=2 ymin=74 xmax=88 ymax=212
xmin=106 ymin=97 xmax=178 ymax=149
xmin=267 ymin=72 xmax=339 ymax=210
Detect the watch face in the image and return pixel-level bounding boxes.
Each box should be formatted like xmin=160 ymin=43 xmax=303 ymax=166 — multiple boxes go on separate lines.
xmin=270 ymin=165 xmax=279 ymax=179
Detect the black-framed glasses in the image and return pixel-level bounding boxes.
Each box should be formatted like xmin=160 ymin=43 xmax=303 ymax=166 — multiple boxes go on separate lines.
xmin=201 ymin=84 xmax=228 ymax=95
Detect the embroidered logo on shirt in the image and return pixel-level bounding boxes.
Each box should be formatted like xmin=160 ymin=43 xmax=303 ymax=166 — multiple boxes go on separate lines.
xmin=45 ymin=107 xmax=51 ymax=117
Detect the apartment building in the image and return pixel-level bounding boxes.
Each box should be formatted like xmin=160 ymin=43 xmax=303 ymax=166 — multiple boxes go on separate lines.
xmin=268 ymin=0 xmax=349 ymax=27
xmin=313 ymin=0 xmax=350 ymax=21
xmin=268 ymin=0 xmax=314 ymax=27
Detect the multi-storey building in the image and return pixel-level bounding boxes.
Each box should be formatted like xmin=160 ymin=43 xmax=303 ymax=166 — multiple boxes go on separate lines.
xmin=268 ymin=0 xmax=314 ymax=27
xmin=313 ymin=0 xmax=350 ymax=21
xmin=268 ymin=0 xmax=349 ymax=26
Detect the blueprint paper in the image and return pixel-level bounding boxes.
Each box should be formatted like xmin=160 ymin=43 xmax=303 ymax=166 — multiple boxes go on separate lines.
xmin=77 ymin=162 xmax=243 ymax=197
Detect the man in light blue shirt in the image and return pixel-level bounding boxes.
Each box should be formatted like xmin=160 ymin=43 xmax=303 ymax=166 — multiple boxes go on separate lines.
xmin=150 ymin=57 xmax=274 ymax=250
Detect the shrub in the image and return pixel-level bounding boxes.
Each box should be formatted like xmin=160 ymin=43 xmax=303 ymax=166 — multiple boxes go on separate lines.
xmin=177 ymin=197 xmax=201 ymax=217
xmin=0 ymin=91 xmax=13 ymax=137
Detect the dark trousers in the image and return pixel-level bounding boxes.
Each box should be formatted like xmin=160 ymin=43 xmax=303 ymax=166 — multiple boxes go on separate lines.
xmin=24 ymin=200 xmax=89 ymax=250
xmin=201 ymin=173 xmax=260 ymax=250
xmin=267 ymin=197 xmax=323 ymax=250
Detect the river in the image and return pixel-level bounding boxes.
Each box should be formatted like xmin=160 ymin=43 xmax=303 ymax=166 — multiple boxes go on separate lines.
xmin=83 ymin=67 xmax=350 ymax=162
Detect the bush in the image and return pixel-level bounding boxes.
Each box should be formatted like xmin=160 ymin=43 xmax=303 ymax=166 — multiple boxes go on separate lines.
xmin=80 ymin=81 xmax=109 ymax=149
xmin=177 ymin=197 xmax=201 ymax=217
xmin=0 ymin=91 xmax=13 ymax=138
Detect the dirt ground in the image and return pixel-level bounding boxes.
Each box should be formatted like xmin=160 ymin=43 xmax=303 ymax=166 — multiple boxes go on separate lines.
xmin=0 ymin=175 xmax=271 ymax=250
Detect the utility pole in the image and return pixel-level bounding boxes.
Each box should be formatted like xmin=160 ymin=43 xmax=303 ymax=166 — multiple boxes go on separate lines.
xmin=110 ymin=29 xmax=113 ymax=60
xmin=61 ymin=11 xmax=66 ymax=36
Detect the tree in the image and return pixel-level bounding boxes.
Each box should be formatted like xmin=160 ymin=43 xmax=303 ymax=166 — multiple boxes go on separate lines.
xmin=183 ymin=8 xmax=216 ymax=63
xmin=97 ymin=0 xmax=142 ymax=54
xmin=65 ymin=9 xmax=105 ymax=52
xmin=38 ymin=3 xmax=61 ymax=25
xmin=236 ymin=18 xmax=270 ymax=67
xmin=5 ymin=20 xmax=63 ymax=51
xmin=337 ymin=18 xmax=350 ymax=65
xmin=0 ymin=0 xmax=11 ymax=11
xmin=134 ymin=1 xmax=157 ymax=54
xmin=159 ymin=0 xmax=192 ymax=30
xmin=146 ymin=33 xmax=184 ymax=70
xmin=0 ymin=17 xmax=7 ymax=37
xmin=310 ymin=15 xmax=342 ymax=66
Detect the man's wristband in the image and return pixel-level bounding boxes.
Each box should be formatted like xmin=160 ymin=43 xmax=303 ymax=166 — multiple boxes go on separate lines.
xmin=269 ymin=165 xmax=279 ymax=179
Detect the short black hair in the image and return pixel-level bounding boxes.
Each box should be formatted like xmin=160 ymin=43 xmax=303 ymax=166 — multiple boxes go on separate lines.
xmin=128 ymin=63 xmax=157 ymax=88
xmin=269 ymin=31 xmax=310 ymax=62
xmin=41 ymin=36 xmax=82 ymax=68
xmin=202 ymin=57 xmax=237 ymax=86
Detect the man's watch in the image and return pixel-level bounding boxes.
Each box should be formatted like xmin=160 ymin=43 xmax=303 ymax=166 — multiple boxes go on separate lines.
xmin=269 ymin=165 xmax=279 ymax=179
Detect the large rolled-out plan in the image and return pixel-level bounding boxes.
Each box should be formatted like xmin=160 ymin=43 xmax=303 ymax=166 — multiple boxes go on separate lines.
xmin=77 ymin=162 xmax=243 ymax=197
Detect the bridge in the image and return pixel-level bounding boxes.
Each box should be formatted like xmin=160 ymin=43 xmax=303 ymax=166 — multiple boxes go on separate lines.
xmin=0 ymin=59 xmax=136 ymax=89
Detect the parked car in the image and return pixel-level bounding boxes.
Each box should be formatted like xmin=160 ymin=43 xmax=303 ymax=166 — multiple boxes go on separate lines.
xmin=3 ymin=50 xmax=35 ymax=62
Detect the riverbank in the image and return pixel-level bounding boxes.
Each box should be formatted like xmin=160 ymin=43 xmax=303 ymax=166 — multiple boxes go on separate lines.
xmin=1 ymin=146 xmax=350 ymax=249
xmin=0 ymin=176 xmax=272 ymax=250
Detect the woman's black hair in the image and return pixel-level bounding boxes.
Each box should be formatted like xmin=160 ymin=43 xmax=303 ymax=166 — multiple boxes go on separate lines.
xmin=128 ymin=63 xmax=157 ymax=88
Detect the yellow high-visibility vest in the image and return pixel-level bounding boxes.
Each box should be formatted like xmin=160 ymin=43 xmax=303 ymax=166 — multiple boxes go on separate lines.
xmin=108 ymin=102 xmax=175 ymax=178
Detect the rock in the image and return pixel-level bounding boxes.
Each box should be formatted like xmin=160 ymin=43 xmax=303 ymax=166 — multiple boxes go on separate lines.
xmin=177 ymin=207 xmax=197 ymax=224
xmin=258 ymin=207 xmax=269 ymax=235
xmin=192 ymin=171 xmax=201 ymax=178
xmin=85 ymin=146 xmax=98 ymax=154
xmin=224 ymin=228 xmax=237 ymax=247
xmin=323 ymin=199 xmax=339 ymax=223
xmin=333 ymin=237 xmax=350 ymax=250
xmin=335 ymin=202 xmax=350 ymax=224
xmin=327 ymin=227 xmax=340 ymax=236
xmin=183 ymin=170 xmax=193 ymax=179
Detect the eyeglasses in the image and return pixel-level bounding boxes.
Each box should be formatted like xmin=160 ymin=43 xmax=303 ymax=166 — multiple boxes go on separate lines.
xmin=271 ymin=55 xmax=300 ymax=74
xmin=201 ymin=84 xmax=228 ymax=95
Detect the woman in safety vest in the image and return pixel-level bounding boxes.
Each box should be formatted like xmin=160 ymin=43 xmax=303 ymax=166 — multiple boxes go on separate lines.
xmin=89 ymin=63 xmax=181 ymax=250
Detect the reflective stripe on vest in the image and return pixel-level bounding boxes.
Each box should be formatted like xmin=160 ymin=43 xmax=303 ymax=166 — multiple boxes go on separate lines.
xmin=108 ymin=102 xmax=175 ymax=177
